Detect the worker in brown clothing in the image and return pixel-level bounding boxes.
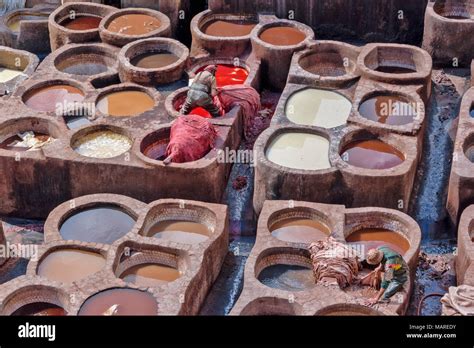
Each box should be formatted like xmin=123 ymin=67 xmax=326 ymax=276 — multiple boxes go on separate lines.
xmin=180 ymin=65 xmax=221 ymax=118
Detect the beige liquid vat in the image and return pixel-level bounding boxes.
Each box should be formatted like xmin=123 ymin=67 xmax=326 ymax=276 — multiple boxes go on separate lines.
xmin=266 ymin=132 xmax=331 ymax=170
xmin=0 ymin=67 xmax=24 ymax=83
xmin=285 ymin=89 xmax=352 ymax=128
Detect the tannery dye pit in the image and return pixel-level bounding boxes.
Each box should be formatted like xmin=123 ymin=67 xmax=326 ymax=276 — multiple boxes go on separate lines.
xmin=120 ymin=263 xmax=181 ymax=286
xmin=72 ymin=130 xmax=132 ymax=158
xmin=60 ymin=16 xmax=102 ymax=31
xmin=270 ymin=218 xmax=331 ymax=244
xmin=147 ymin=221 xmax=210 ymax=245
xmin=358 ymin=95 xmax=418 ymax=125
xmin=107 ymin=14 xmax=161 ymax=36
xmin=59 ymin=206 xmax=135 ymax=244
xmin=341 ymin=140 xmax=405 ymax=169
xmin=96 ymin=90 xmax=155 ymax=117
xmin=23 ymin=84 xmax=84 ymax=112
xmin=346 ymin=228 xmax=410 ymax=256
xmin=202 ymin=19 xmax=257 ymax=37
xmin=258 ymin=264 xmax=316 ymax=292
xmin=11 ymin=303 xmax=67 ymax=316
xmin=130 ymin=52 xmax=179 ymax=69
xmin=259 ymin=26 xmax=306 ymax=46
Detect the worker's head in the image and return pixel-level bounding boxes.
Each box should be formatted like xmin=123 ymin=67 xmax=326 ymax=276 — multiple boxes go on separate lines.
xmin=204 ymin=64 xmax=218 ymax=75
xmin=366 ymin=248 xmax=383 ymax=265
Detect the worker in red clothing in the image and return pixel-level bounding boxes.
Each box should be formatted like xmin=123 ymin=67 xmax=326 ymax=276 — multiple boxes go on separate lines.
xmin=180 ymin=65 xmax=221 ymax=118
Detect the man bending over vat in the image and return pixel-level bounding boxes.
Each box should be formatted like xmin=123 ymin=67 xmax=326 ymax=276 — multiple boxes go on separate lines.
xmin=180 ymin=65 xmax=221 ymax=118
xmin=363 ymin=247 xmax=408 ymax=305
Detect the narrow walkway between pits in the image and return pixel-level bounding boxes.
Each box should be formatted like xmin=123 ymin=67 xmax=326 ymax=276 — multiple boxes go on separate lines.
xmin=408 ymin=69 xmax=471 ymax=315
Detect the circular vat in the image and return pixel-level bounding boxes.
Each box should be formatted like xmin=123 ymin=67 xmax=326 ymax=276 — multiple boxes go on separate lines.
xmin=58 ymin=14 xmax=103 ymax=31
xmin=1 ymin=285 xmax=68 ymax=316
xmin=463 ymin=133 xmax=474 ymax=163
xmin=358 ymin=93 xmax=418 ymax=126
xmin=114 ymin=244 xmax=186 ymax=287
xmin=78 ymin=288 xmax=158 ymax=315
xmin=170 ymin=89 xmax=213 ymax=119
xmin=194 ymin=63 xmax=249 ymax=87
xmin=240 ymin=297 xmax=303 ymax=315
xmin=0 ymin=117 xmax=60 ymax=152
xmin=340 ymin=133 xmax=405 ymax=170
xmin=256 ymin=249 xmax=315 ymax=292
xmin=258 ymin=24 xmax=308 ymax=46
xmin=71 ymin=126 xmax=132 ymax=159
xmin=54 ymin=45 xmax=116 ymax=76
xmin=6 ymin=11 xmax=49 ymax=33
xmin=265 ymin=131 xmax=331 ymax=170
xmin=470 ymin=102 xmax=474 ymax=118
xmin=22 ymin=81 xmax=85 ymax=113
xmin=361 ymin=45 xmax=428 ymax=74
xmin=346 ymin=227 xmax=410 ymax=257
xmin=141 ymin=203 xmax=216 ymax=245
xmin=140 ymin=128 xmax=170 ymax=161
xmin=107 ymin=13 xmax=161 ymax=36
xmin=298 ymin=48 xmax=357 ymax=77
xmin=285 ymin=88 xmax=352 ymax=128
xmin=433 ymin=0 xmax=473 ymax=20
xmin=199 ymin=14 xmax=258 ymax=37
xmin=96 ymin=87 xmax=155 ymax=117
xmin=268 ymin=208 xmax=331 ymax=244
xmin=37 ymin=247 xmax=106 ymax=284
xmin=59 ymin=204 xmax=136 ymax=244
xmin=315 ymin=303 xmax=384 ymax=316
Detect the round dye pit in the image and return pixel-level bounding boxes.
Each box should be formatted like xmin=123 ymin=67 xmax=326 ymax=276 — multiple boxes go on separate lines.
xmin=7 ymin=13 xmax=49 ymax=32
xmin=11 ymin=303 xmax=67 ymax=316
xmin=375 ymin=66 xmax=416 ymax=74
xmin=201 ymin=19 xmax=257 ymax=37
xmin=271 ymin=218 xmax=330 ymax=244
xmin=347 ymin=228 xmax=410 ymax=256
xmin=266 ymin=132 xmax=331 ymax=170
xmin=285 ymin=89 xmax=352 ymax=128
xmin=258 ymin=264 xmax=315 ymax=291
xmin=196 ymin=64 xmax=249 ymax=87
xmin=299 ymin=52 xmax=352 ymax=77
xmin=147 ymin=220 xmax=210 ymax=245
xmin=142 ymin=136 xmax=169 ymax=161
xmin=78 ymin=288 xmax=157 ymax=315
xmin=60 ymin=15 xmax=102 ymax=30
xmin=72 ymin=130 xmax=132 ymax=158
xmin=130 ymin=51 xmax=179 ymax=69
xmin=341 ymin=139 xmax=405 ymax=170
xmin=434 ymin=3 xmax=472 ymax=19
xmin=96 ymin=90 xmax=154 ymax=117
xmin=359 ymin=95 xmax=418 ymax=125
xmin=0 ymin=66 xmax=24 ymax=83
xmin=259 ymin=26 xmax=306 ymax=46
xmin=470 ymin=106 xmax=474 ymax=118
xmin=107 ymin=14 xmax=161 ymax=35
xmin=59 ymin=205 xmax=136 ymax=244
xmin=23 ymin=84 xmax=85 ymax=113
xmin=0 ymin=132 xmax=53 ymax=152
xmin=37 ymin=249 xmax=106 ymax=283
xmin=120 ymin=262 xmax=181 ymax=287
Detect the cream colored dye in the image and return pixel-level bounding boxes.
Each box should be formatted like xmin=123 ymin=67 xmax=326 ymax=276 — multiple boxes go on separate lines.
xmin=285 ymin=89 xmax=352 ymax=128
xmin=72 ymin=130 xmax=132 ymax=159
xmin=266 ymin=132 xmax=331 ymax=170
xmin=0 ymin=67 xmax=24 ymax=83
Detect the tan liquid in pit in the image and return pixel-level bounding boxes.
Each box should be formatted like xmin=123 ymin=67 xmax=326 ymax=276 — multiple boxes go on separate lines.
xmin=37 ymin=249 xmax=106 ymax=283
xmin=107 ymin=14 xmax=161 ymax=35
xmin=271 ymin=218 xmax=330 ymax=244
xmin=149 ymin=221 xmax=210 ymax=245
xmin=202 ymin=19 xmax=257 ymax=37
xmin=266 ymin=132 xmax=331 ymax=170
xmin=347 ymin=228 xmax=410 ymax=255
xmin=285 ymin=88 xmax=352 ymax=128
xmin=73 ymin=130 xmax=132 ymax=158
xmin=96 ymin=90 xmax=154 ymax=117
xmin=259 ymin=26 xmax=306 ymax=46
xmin=121 ymin=263 xmax=181 ymax=287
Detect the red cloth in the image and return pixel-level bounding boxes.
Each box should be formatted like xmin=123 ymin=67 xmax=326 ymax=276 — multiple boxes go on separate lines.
xmin=165 ymin=115 xmax=218 ymax=164
xmin=216 ymin=85 xmax=261 ymax=142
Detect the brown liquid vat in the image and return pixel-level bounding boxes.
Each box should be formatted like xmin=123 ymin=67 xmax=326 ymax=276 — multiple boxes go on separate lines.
xmin=230 ymin=200 xmax=421 ymax=316
xmin=118 ymin=37 xmax=189 ymax=86
xmin=49 ymin=2 xmax=117 ymax=51
xmin=253 ymin=125 xmax=418 ymax=214
xmin=99 ymin=8 xmax=171 ymax=47
xmin=191 ymin=10 xmax=259 ymax=57
xmin=0 ymin=283 xmax=70 ymax=316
